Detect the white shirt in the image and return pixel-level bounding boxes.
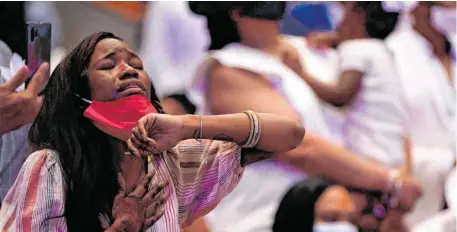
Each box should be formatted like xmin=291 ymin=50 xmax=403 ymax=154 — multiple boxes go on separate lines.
xmin=337 ymin=39 xmax=408 ymax=167
xmin=386 ymin=29 xmax=455 ymax=151
xmin=190 ymin=36 xmax=340 ymax=232
xmin=139 ymin=1 xmax=209 ymax=99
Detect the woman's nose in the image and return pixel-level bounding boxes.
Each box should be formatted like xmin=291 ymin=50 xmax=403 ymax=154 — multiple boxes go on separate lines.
xmin=119 ymin=63 xmax=138 ymax=79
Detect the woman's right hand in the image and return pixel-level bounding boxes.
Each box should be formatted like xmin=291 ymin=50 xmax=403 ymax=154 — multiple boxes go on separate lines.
xmin=108 ymin=170 xmax=170 ymax=232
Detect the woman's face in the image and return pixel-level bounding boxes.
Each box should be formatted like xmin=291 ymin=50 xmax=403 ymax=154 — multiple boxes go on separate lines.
xmin=87 ymin=38 xmax=151 ymax=102
xmin=314 ymin=186 xmax=355 ymax=223
xmin=336 ymin=2 xmax=365 ymax=41
xmin=232 ymin=10 xmax=281 ymax=39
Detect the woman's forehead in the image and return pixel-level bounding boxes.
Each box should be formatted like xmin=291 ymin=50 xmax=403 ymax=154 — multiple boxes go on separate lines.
xmin=92 ymin=39 xmax=131 ymax=56
xmin=90 ymin=38 xmax=137 ymax=63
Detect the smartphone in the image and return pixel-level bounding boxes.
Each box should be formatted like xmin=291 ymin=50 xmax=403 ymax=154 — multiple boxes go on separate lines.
xmin=26 ymin=22 xmax=51 ymax=87
xmin=290 ymin=4 xmax=334 ymax=33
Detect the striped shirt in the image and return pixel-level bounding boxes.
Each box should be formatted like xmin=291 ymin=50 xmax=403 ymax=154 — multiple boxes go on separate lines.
xmin=0 ymin=139 xmax=245 ymax=232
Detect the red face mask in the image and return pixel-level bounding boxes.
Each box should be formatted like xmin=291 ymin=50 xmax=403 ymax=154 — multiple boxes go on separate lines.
xmin=81 ymin=95 xmax=158 ymax=141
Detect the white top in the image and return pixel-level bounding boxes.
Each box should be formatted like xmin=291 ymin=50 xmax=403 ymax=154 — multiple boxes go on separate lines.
xmin=139 ymin=1 xmax=209 ymax=99
xmin=386 ymin=29 xmax=455 ymax=151
xmin=189 ymin=36 xmax=339 ymax=232
xmin=411 ymin=209 xmax=456 ymax=232
xmin=337 ymin=39 xmax=408 ymax=167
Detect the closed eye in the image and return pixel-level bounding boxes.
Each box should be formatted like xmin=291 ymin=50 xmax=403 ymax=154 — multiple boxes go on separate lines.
xmin=99 ymin=60 xmax=116 ymax=70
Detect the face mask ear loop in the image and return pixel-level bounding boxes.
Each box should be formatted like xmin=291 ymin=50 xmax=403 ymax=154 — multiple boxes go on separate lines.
xmin=74 ymin=94 xmax=93 ymax=104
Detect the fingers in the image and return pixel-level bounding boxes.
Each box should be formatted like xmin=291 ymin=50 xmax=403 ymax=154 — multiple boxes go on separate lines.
xmin=136 ymin=117 xmax=149 ymax=140
xmin=129 ymin=127 xmax=161 ymax=156
xmin=130 ymin=170 xmax=155 ymax=198
xmin=26 ymin=63 xmax=50 ymax=95
xmin=4 ymin=65 xmax=29 ymax=91
xmin=126 ymin=138 xmax=141 ymax=158
xmin=129 ymin=135 xmax=155 ymax=157
xmin=145 ymin=193 xmax=169 ymax=220
xmin=143 ymin=208 xmax=165 ymax=228
xmin=131 ymin=133 xmax=155 ymax=154
xmin=143 ymin=180 xmax=169 ymax=203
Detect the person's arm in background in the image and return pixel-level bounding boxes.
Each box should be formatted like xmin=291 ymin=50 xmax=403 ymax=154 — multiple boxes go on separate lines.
xmin=206 ymin=63 xmax=421 ymax=210
xmin=283 ymin=41 xmax=363 ymax=107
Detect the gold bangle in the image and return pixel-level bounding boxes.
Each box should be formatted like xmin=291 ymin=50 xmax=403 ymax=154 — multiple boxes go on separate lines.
xmin=242 ymin=110 xmax=259 ymax=148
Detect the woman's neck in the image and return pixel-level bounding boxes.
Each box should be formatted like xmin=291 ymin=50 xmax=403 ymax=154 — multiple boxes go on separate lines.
xmin=240 ymin=35 xmax=281 ymax=53
xmin=115 ymin=140 xmax=147 ymax=194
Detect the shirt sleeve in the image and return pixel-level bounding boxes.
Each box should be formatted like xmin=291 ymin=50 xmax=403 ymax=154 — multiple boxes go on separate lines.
xmin=337 ymin=41 xmax=370 ymax=73
xmin=0 ymin=150 xmax=67 ymax=232
xmin=168 ymin=140 xmax=244 ymax=227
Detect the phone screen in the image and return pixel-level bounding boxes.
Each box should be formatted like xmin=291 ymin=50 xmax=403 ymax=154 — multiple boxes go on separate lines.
xmin=26 ymin=22 xmax=51 ymax=88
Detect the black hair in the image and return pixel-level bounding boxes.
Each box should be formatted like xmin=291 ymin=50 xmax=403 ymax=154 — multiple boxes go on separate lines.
xmin=355 ymin=1 xmax=399 ymax=40
xmin=0 ymin=2 xmax=26 ymax=57
xmin=189 ymin=1 xmax=285 ymax=50
xmin=273 ymin=177 xmax=331 ymax=232
xmin=29 ymin=32 xmax=163 ymax=231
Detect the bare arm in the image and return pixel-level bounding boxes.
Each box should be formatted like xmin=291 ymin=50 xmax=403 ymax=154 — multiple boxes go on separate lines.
xmin=283 ymin=47 xmax=363 ymax=107
xmin=206 ymin=63 xmax=390 ymax=191
xmin=181 ymin=112 xmax=305 ymax=153
xmin=301 ymin=70 xmax=363 ymax=107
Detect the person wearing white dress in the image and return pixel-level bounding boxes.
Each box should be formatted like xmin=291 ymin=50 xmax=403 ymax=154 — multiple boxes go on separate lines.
xmin=188 ymin=2 xmax=422 ymax=231
xmin=385 ymin=1 xmax=456 ymax=229
xmin=139 ymin=1 xmax=209 ymax=101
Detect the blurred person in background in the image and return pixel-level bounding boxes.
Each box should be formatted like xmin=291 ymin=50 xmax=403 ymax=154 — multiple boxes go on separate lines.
xmin=385 ymin=1 xmax=456 ymax=229
xmin=289 ymin=2 xmax=414 ymax=230
xmin=298 ymin=1 xmax=410 ymax=176
xmin=139 ymin=1 xmax=207 ymax=115
xmin=273 ymin=177 xmax=358 ymax=232
xmin=273 ymin=176 xmax=422 ymax=232
xmin=0 ymin=1 xmax=61 ymax=202
xmin=188 ymin=2 xmax=421 ymax=231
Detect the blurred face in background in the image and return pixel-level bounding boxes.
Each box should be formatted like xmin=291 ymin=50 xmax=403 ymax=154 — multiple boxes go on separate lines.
xmin=335 ymin=2 xmax=366 ymax=41
xmin=231 ymin=2 xmax=286 ymax=44
xmin=313 ymin=186 xmax=358 ymax=232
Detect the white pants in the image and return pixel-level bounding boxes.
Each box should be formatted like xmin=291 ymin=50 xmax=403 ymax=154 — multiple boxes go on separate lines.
xmin=405 ymin=145 xmax=455 ymax=228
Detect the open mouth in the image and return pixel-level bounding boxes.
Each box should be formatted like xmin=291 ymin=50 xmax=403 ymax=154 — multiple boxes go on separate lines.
xmin=117 ymin=83 xmax=146 ymax=97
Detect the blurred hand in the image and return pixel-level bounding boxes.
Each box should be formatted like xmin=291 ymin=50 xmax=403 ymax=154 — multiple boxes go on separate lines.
xmin=111 ymin=170 xmax=170 ymax=232
xmin=396 ymin=170 xmax=423 ymax=212
xmin=306 ymin=32 xmax=339 ymax=49
xmin=380 ymin=210 xmax=408 ymax=232
xmin=127 ymin=114 xmax=185 ymax=157
xmin=0 ymin=63 xmax=49 ymax=135
xmin=282 ymin=50 xmax=307 ymax=78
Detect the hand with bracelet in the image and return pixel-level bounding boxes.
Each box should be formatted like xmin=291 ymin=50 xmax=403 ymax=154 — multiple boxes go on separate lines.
xmin=350 ymin=169 xmax=421 ymax=231
xmin=127 ymin=111 xmax=305 ymax=163
xmin=387 ymin=169 xmax=422 ymax=212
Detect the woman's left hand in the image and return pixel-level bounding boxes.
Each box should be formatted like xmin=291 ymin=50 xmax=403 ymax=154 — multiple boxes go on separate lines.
xmin=127 ymin=113 xmax=185 ymax=157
